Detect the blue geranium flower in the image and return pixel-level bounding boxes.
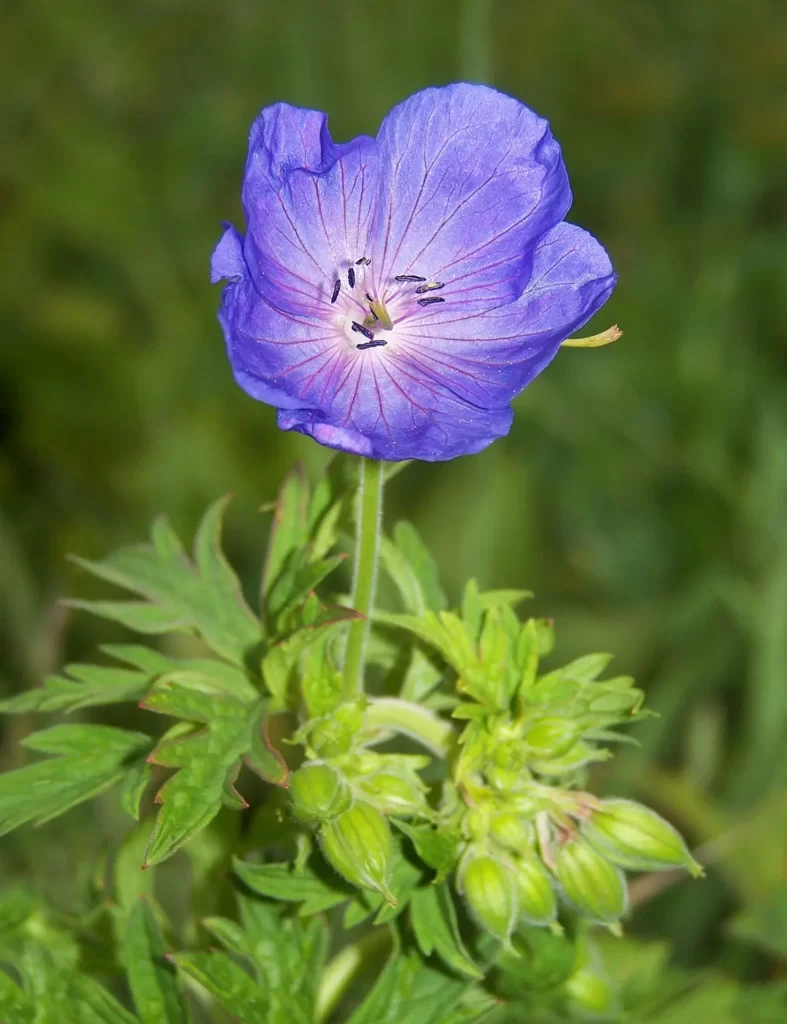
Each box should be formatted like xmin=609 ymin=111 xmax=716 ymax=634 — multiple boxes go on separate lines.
xmin=211 ymin=83 xmax=616 ymax=461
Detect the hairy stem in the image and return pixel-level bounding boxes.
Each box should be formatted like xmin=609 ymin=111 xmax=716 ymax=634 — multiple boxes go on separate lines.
xmin=344 ymin=457 xmax=384 ymax=696
xmin=364 ymin=697 xmax=456 ymax=759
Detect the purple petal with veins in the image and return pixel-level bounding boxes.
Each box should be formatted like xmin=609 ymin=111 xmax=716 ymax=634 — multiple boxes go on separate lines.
xmin=211 ymin=84 xmax=616 ymax=461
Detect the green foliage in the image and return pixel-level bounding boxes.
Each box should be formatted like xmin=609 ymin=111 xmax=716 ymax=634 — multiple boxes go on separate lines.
xmin=0 ymin=725 xmax=151 ymax=836
xmin=125 ymin=899 xmax=191 ymax=1023
xmin=1 ymin=456 xmax=785 ymax=1018
xmin=70 ymin=499 xmax=263 ymax=665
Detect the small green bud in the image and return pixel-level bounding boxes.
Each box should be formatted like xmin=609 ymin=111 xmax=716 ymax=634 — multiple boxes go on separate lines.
xmin=490 ymin=812 xmax=533 ymax=854
xmin=359 ymin=771 xmax=426 ymax=816
xmin=565 ymin=964 xmax=618 ymax=1019
xmin=290 ymin=761 xmax=352 ymax=823
xmin=582 ymin=799 xmax=703 ymax=876
xmin=308 ymin=702 xmax=364 ymax=758
xmin=459 ymin=852 xmax=518 ymax=942
xmin=555 ymin=836 xmax=628 ymax=923
xmin=319 ymin=801 xmax=395 ymax=902
xmin=514 ymin=854 xmax=557 ymax=925
xmin=463 ymin=807 xmax=489 ymax=843
xmin=523 ymin=718 xmax=581 ymax=758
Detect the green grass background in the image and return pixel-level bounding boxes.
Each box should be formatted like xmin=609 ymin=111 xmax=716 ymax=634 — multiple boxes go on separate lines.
xmin=1 ymin=0 xmax=785 ymax=982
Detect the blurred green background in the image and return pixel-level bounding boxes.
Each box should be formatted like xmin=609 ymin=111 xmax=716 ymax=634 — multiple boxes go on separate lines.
xmin=1 ymin=0 xmax=785 ymax=990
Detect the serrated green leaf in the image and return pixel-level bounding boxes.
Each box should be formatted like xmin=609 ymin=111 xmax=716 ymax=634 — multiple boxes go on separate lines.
xmin=141 ymin=682 xmax=246 ymax=722
xmin=170 ymin=952 xmax=267 ymax=1023
xmin=22 ymin=724 xmax=150 ymax=757
xmin=233 ymin=858 xmax=351 ymax=915
xmin=65 ymin=601 xmax=188 ymax=635
xmin=262 ymin=611 xmax=356 ymax=708
xmin=399 ymin=647 xmax=444 ymax=704
xmin=0 ymin=728 xmax=151 ymax=837
xmin=392 ymin=522 xmax=447 ymax=613
xmin=393 ymin=821 xmax=458 ymax=884
xmin=72 ymin=498 xmax=262 ymax=665
xmin=70 ymin=974 xmax=140 ymax=1023
xmin=144 ymin=700 xmax=255 ymax=866
xmin=120 ymin=761 xmax=152 ymax=820
xmin=104 ymin=646 xmax=258 ymax=700
xmin=125 ymin=899 xmax=190 ymax=1024
xmin=515 ymin=619 xmax=540 ymax=706
xmin=410 ymin=885 xmax=482 ymax=979
xmin=201 ymin=916 xmax=252 ymax=958
xmin=0 ymin=663 xmax=150 ymax=715
xmin=346 ymin=949 xmax=469 ymax=1024
xmin=374 ymin=611 xmax=456 ymax=665
xmin=243 ymin=708 xmax=289 ymax=787
xmin=561 ymin=652 xmax=615 ymax=683
xmin=237 ymin=897 xmax=324 ymax=1024
xmin=261 ymin=466 xmax=310 ymax=609
xmin=267 ymin=553 xmax=346 ymax=621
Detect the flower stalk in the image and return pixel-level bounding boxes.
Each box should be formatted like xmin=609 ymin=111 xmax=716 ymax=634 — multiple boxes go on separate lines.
xmin=344 ymin=457 xmax=384 ymax=696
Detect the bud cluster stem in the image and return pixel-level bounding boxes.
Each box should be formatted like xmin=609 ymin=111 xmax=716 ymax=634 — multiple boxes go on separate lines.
xmin=344 ymin=457 xmax=384 ymax=697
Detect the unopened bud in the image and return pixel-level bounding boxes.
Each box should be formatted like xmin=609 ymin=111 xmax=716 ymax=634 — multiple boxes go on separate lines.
xmin=523 ymin=718 xmax=581 ymax=758
xmin=514 ymin=854 xmax=557 ymax=925
xmin=309 ymin=719 xmax=353 ymax=757
xmin=582 ymin=799 xmax=703 ymax=876
xmin=319 ymin=801 xmax=395 ymax=903
xmin=565 ymin=964 xmax=618 ymax=1019
xmin=490 ymin=812 xmax=533 ymax=854
xmin=555 ymin=836 xmax=627 ymax=923
xmin=359 ymin=771 xmax=426 ymax=816
xmin=463 ymin=807 xmax=489 ymax=843
xmin=290 ymin=762 xmax=351 ymax=823
xmin=459 ymin=852 xmax=517 ymax=942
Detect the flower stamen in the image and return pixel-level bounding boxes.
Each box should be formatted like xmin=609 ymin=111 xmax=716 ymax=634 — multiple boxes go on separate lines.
xmin=394 ymin=274 xmax=427 ymax=283
xmin=355 ymin=256 xmax=371 ymax=266
xmin=417 ymin=296 xmax=445 ymax=307
xmin=351 ymin=321 xmax=375 ymax=341
xmin=348 ymin=267 xmax=356 ymax=289
xmin=356 ymin=339 xmax=388 ymax=351
xmin=331 ymin=279 xmax=341 ymax=304
xmin=415 ymin=282 xmax=445 ymax=294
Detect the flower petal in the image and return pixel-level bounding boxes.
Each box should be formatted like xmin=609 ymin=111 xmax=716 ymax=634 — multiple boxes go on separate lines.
xmin=217 ymin=223 xmax=614 ymax=462
xmin=391 ymin=222 xmax=617 ymax=410
xmin=369 ymin=83 xmax=570 ymax=312
xmin=218 ymin=263 xmax=351 ymax=412
xmin=241 ymin=103 xmax=378 ymax=315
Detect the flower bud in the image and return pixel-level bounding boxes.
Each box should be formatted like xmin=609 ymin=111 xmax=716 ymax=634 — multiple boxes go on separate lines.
xmin=555 ymin=836 xmax=627 ymax=923
xmin=458 ymin=852 xmax=517 ymax=942
xmin=582 ymin=799 xmax=702 ymax=876
xmin=565 ymin=964 xmax=618 ymax=1019
xmin=289 ymin=762 xmax=352 ymax=823
xmin=490 ymin=812 xmax=533 ymax=854
xmin=319 ymin=801 xmax=395 ymax=903
xmin=523 ymin=718 xmax=581 ymax=758
xmin=359 ymin=771 xmax=426 ymax=816
xmin=463 ymin=807 xmax=489 ymax=843
xmin=308 ymin=721 xmax=350 ymax=758
xmin=514 ymin=854 xmax=557 ymax=926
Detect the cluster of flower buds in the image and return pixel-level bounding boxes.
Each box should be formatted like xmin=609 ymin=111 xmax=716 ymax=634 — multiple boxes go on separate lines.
xmin=453 ymin=787 xmax=702 ymax=940
xmin=286 ymin=599 xmax=701 ymax=941
xmin=289 ymin=699 xmax=433 ymax=903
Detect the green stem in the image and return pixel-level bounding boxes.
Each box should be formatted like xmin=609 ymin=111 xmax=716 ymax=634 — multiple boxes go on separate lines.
xmin=364 ymin=698 xmax=456 ymax=759
xmin=344 ymin=457 xmax=384 ymax=696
